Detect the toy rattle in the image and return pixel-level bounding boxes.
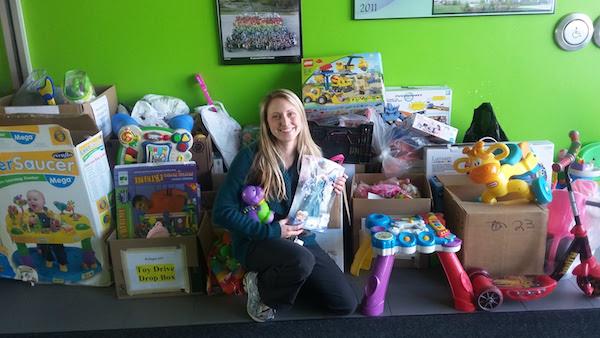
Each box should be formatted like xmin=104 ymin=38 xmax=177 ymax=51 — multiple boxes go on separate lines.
xmin=111 ymin=112 xmax=194 ymax=164
xmin=453 ymin=140 xmax=552 ymax=204
xmin=241 ymin=185 xmax=274 ymax=224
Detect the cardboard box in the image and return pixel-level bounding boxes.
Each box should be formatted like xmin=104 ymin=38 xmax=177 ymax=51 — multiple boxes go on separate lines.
xmin=301 ymin=53 xmax=385 ymax=120
xmin=384 ymin=86 xmax=452 ymax=124
xmin=439 ymin=177 xmax=548 ymax=276
xmin=190 ymin=133 xmax=213 ymax=191
xmin=108 ymin=231 xmax=204 ymax=299
xmin=423 ymin=140 xmax=554 ymax=186
xmin=0 ymin=85 xmax=118 ymax=139
xmin=351 ymin=173 xmax=432 ymax=255
xmin=113 ymin=162 xmax=200 ymax=239
xmin=0 ymin=118 xmax=113 ymax=286
xmin=405 ymin=113 xmax=458 ymax=144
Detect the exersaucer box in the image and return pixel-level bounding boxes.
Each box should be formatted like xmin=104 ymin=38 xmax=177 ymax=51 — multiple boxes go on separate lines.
xmin=107 ymin=230 xmax=204 ymax=299
xmin=0 ymin=118 xmax=113 ymax=286
xmin=301 ymin=52 xmax=385 ymax=121
xmin=438 ymin=175 xmax=548 ymax=276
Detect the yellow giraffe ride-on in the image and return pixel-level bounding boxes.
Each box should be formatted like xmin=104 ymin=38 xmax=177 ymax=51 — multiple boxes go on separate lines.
xmin=453 ymin=141 xmax=552 ymax=204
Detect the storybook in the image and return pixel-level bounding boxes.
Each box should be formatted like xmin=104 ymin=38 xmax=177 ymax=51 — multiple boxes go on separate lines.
xmin=288 ymin=155 xmax=345 ymax=232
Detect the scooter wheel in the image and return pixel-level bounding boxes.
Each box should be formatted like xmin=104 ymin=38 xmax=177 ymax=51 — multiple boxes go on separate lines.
xmin=476 ymin=288 xmax=503 ymax=311
xmin=577 ymin=276 xmax=600 ymax=297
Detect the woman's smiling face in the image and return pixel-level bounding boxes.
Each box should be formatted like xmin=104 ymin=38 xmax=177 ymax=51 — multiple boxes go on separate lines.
xmin=266 ymin=97 xmax=302 ymax=146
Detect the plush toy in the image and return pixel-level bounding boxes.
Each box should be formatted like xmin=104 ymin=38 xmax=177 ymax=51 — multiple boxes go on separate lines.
xmin=241 ymin=185 xmax=274 ymax=224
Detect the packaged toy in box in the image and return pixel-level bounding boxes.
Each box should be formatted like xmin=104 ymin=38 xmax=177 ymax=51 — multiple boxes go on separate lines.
xmin=0 ymin=121 xmax=113 ymax=286
xmin=114 ymin=162 xmax=201 ymax=239
xmin=301 ymin=52 xmax=384 ymax=122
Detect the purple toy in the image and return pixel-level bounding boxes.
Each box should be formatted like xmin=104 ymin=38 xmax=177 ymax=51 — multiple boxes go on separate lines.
xmin=241 ymin=186 xmax=274 ymax=224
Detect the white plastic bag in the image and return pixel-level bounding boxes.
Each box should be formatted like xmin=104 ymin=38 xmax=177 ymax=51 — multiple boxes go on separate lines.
xmin=195 ymin=102 xmax=241 ymax=170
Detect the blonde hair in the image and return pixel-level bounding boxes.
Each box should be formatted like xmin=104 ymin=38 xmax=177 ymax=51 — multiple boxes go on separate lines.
xmin=248 ymin=89 xmax=321 ymax=201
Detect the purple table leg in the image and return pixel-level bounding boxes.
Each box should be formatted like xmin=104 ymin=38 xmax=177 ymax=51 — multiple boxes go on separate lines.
xmin=361 ymin=255 xmax=395 ymax=316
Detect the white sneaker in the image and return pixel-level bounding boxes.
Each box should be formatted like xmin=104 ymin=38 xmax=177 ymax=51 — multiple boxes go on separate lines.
xmin=243 ymin=271 xmax=275 ymax=322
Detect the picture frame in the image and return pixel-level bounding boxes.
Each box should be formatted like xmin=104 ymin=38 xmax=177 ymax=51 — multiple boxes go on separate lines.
xmin=216 ymin=0 xmax=303 ymax=65
xmin=354 ymin=0 xmax=555 ymax=20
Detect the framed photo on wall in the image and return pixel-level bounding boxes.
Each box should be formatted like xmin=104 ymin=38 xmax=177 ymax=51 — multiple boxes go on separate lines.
xmin=216 ymin=0 xmax=303 ymax=65
xmin=354 ymin=0 xmax=555 ymax=20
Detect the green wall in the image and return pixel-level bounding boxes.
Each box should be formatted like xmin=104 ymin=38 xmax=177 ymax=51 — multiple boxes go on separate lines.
xmin=19 ymin=0 xmax=600 ymax=151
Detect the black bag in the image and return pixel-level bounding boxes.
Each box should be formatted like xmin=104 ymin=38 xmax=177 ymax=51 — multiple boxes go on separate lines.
xmin=463 ymin=102 xmax=509 ymax=142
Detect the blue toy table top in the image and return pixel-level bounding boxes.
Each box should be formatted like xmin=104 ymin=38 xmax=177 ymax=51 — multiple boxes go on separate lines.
xmin=365 ymin=213 xmax=462 ymax=256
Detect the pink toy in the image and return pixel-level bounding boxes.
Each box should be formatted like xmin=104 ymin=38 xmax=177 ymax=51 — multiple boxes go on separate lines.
xmin=195 ymin=73 xmax=217 ymax=112
xmin=545 ymin=180 xmax=597 ymax=273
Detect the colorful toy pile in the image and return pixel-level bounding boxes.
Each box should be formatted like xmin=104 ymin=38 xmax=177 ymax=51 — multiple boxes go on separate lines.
xmin=225 ymin=13 xmax=297 ymax=52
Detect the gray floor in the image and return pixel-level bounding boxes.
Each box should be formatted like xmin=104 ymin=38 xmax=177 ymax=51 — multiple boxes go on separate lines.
xmin=1 ymin=264 xmax=598 ymax=335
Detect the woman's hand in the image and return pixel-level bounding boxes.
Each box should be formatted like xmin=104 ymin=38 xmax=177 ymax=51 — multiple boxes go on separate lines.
xmin=279 ymin=218 xmax=304 ymax=239
xmin=333 ymin=174 xmax=348 ymax=195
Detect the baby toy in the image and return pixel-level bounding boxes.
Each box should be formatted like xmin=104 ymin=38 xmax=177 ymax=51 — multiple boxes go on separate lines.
xmin=111 ymin=112 xmax=194 ymax=164
xmin=241 ymin=185 xmax=274 ymax=224
xmin=37 ymin=76 xmax=56 ymax=105
xmin=207 ymin=231 xmax=244 ymax=295
xmin=5 ymin=192 xmax=101 ymax=283
xmin=63 ymin=70 xmax=95 ymax=103
xmin=453 ymin=140 xmax=552 ymax=204
xmin=360 ymin=213 xmax=475 ymax=316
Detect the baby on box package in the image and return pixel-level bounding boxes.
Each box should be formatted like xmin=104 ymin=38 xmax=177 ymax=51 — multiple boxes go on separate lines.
xmin=0 ymin=124 xmax=113 ymax=286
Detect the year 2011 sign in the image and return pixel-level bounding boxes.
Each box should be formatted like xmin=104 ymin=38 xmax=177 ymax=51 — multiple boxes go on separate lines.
xmin=353 ymin=0 xmax=555 ymax=20
xmin=121 ymin=246 xmax=189 ymax=296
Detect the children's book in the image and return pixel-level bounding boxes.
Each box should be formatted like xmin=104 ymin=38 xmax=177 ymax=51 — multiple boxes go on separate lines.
xmin=114 ymin=162 xmax=201 ymax=239
xmin=288 ymin=155 xmax=345 ymax=232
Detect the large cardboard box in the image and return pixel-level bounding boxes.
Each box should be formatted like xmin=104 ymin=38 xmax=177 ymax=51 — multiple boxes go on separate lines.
xmin=351 ymin=173 xmax=432 ymax=255
xmin=108 ymin=231 xmax=204 ymax=299
xmin=0 ymin=85 xmax=118 ymax=139
xmin=0 ymin=118 xmax=114 ymax=286
xmin=440 ymin=177 xmax=548 ymax=276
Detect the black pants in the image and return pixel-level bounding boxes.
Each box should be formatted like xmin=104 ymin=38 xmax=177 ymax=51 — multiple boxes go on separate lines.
xmin=245 ymin=238 xmax=358 ymax=315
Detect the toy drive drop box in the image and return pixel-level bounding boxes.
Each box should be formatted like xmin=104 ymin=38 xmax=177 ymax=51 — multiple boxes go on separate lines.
xmin=301 ymin=52 xmax=385 ymax=121
xmin=0 ymin=123 xmax=113 ymax=286
xmin=114 ymin=162 xmax=200 ymax=239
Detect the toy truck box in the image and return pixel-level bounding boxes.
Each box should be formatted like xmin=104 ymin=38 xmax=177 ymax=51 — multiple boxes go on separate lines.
xmin=113 ymin=162 xmax=201 ymax=239
xmin=0 ymin=118 xmax=113 ymax=286
xmin=301 ymin=52 xmax=385 ymax=121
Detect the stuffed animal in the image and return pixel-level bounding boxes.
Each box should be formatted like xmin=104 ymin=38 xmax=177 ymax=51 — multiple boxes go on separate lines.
xmin=241 ymin=185 xmax=274 ymax=224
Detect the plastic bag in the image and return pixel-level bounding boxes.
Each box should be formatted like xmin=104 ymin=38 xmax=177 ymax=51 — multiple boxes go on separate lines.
xmin=379 ymin=126 xmax=428 ymax=177
xmin=463 ymin=102 xmax=509 ymax=142
xmin=195 ymin=102 xmax=241 ymax=170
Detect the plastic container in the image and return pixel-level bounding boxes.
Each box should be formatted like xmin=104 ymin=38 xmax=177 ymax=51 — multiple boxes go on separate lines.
xmin=308 ymin=121 xmax=373 ymax=164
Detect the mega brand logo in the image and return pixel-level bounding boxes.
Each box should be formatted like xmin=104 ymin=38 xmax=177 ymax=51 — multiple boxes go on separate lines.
xmin=11 ymin=132 xmax=36 ymax=144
